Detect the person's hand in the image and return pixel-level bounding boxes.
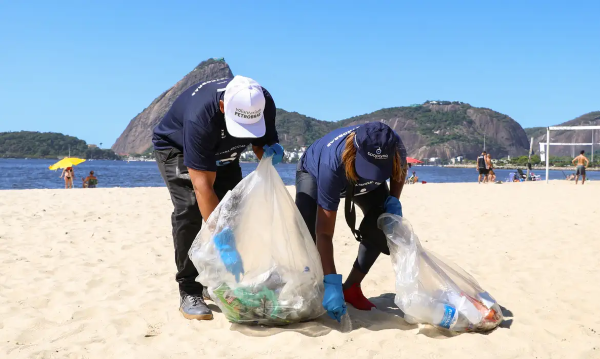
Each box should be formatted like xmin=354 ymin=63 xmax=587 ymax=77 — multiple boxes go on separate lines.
xmin=262 ymin=143 xmax=284 ymax=165
xmin=322 ymin=274 xmax=347 ymax=322
xmin=384 ymin=196 xmax=403 ymax=216
xmin=213 ymin=227 xmax=244 ymax=282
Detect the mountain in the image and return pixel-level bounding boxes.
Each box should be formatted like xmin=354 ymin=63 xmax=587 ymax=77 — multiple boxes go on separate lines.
xmin=525 ymin=111 xmax=600 ymax=157
xmin=336 ymin=101 xmax=530 ymax=159
xmin=112 ymin=58 xmax=535 ymax=159
xmin=111 ymin=58 xmax=233 ymax=155
xmin=274 ymin=109 xmax=337 ymax=147
xmin=0 ymin=131 xmax=120 ymax=160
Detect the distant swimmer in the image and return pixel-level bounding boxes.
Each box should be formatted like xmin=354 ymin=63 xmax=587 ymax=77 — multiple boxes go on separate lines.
xmin=572 ymin=150 xmax=589 ymax=185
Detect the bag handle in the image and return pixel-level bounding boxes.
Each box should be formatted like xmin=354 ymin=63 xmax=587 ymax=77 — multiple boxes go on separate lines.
xmin=344 ymin=183 xmax=362 ymax=242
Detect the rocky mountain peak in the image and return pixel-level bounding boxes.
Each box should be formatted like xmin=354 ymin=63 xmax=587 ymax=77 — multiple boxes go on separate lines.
xmin=111 ymin=58 xmax=233 ymax=155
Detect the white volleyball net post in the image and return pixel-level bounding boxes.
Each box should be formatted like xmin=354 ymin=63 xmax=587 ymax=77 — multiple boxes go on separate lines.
xmin=541 ymin=126 xmax=600 ymax=183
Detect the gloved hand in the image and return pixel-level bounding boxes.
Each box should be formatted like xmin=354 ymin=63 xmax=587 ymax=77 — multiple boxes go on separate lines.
xmin=262 ymin=143 xmax=284 ymax=165
xmin=384 ymin=196 xmax=403 ymax=216
xmin=322 ymin=274 xmax=347 ymax=322
xmin=213 ymin=227 xmax=244 ymax=282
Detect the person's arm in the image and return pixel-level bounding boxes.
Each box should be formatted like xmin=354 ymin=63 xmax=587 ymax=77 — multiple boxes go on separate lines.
xmin=572 ymin=157 xmax=577 ymax=165
xmin=188 ymin=169 xmax=220 ymax=220
xmin=182 ymin=105 xmax=220 ymax=219
xmin=314 ymin=164 xmax=345 ymax=275
xmin=315 ymin=207 xmax=338 ymax=275
xmin=585 ymin=157 xmax=590 ymax=167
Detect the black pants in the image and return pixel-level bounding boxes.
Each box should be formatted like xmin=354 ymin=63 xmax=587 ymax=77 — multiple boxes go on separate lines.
xmin=155 ymin=148 xmax=242 ymax=295
xmin=295 ymin=165 xmax=389 ymax=275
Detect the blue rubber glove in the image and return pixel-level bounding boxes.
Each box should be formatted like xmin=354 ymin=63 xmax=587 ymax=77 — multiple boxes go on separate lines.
xmin=322 ymin=274 xmax=347 ymax=322
xmin=262 ymin=143 xmax=284 ymax=165
xmin=384 ymin=196 xmax=403 ymax=216
xmin=213 ymin=227 xmax=244 ymax=282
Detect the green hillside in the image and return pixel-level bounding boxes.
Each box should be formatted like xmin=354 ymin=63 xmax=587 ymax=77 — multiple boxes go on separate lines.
xmin=524 ymin=127 xmax=546 ymax=139
xmin=274 ymin=109 xmax=337 ymax=147
xmin=0 ymin=131 xmax=120 ymax=160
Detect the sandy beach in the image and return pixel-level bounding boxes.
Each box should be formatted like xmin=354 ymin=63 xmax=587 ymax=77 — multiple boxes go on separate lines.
xmin=1 ymin=181 xmax=599 ymax=359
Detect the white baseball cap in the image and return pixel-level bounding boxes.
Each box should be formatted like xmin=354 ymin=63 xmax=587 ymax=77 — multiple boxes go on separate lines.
xmin=223 ymin=75 xmax=266 ymax=138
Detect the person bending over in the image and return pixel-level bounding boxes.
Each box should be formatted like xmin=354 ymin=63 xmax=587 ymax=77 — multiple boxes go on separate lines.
xmin=295 ymin=122 xmax=407 ymax=321
xmin=152 ymin=75 xmax=284 ymax=320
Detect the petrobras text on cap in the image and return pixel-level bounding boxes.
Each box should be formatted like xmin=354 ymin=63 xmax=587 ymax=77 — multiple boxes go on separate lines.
xmin=234 ymin=108 xmax=262 ymax=119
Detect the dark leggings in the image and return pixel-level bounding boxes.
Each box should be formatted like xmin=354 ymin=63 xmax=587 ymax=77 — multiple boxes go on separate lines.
xmin=295 ymin=168 xmax=389 ymax=275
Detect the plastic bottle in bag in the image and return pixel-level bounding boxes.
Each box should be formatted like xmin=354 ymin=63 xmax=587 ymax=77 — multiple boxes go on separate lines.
xmin=378 ymin=213 xmax=503 ymax=333
xmin=404 ymin=295 xmax=482 ymax=331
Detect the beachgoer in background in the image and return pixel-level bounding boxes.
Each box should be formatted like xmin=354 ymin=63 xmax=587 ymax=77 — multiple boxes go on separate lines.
xmin=152 ymin=75 xmax=283 ymax=321
xmin=295 ymin=122 xmax=408 ymax=322
xmin=409 ymin=171 xmax=418 ymax=184
xmin=477 ymin=151 xmax=488 ymax=184
xmin=487 ymin=154 xmax=495 ymax=182
xmin=82 ymin=171 xmax=98 ymax=188
xmin=572 ymin=150 xmax=589 ymax=185
xmin=60 ymin=166 xmax=74 ymax=189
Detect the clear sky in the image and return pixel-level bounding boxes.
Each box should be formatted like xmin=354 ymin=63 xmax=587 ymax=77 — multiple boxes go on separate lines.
xmin=1 ymin=0 xmax=598 ymax=148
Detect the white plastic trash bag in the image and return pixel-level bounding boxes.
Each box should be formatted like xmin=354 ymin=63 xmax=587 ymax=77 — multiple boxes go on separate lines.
xmin=377 ymin=214 xmax=503 ymax=332
xmin=189 ymin=157 xmax=326 ymax=325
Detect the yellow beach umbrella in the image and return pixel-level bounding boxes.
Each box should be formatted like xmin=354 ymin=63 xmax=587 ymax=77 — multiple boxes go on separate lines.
xmin=48 ymin=157 xmax=86 ymax=170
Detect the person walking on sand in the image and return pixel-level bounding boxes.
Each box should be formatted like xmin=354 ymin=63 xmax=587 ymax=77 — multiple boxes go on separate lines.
xmin=152 ymin=75 xmax=284 ymax=321
xmin=477 ymin=151 xmax=488 ymax=184
xmin=295 ymin=122 xmax=408 ymax=322
xmin=572 ymin=150 xmax=589 ymax=185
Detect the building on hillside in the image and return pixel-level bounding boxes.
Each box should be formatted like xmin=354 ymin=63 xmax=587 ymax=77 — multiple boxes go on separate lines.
xmin=429 ymin=157 xmax=441 ymax=165
xmin=88 ymin=144 xmax=98 ymax=149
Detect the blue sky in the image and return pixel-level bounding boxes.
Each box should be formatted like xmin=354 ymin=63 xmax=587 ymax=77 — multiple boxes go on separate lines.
xmin=0 ymin=0 xmax=598 ymax=148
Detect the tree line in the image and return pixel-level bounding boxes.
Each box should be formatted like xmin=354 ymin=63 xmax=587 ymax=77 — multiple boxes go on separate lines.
xmin=0 ymin=131 xmax=120 ymax=160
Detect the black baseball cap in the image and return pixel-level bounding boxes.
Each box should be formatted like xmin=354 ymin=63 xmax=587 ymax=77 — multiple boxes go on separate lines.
xmin=353 ymin=122 xmax=399 ymax=181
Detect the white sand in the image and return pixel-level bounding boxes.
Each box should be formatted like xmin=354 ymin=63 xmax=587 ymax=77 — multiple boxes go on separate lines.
xmin=1 ymin=182 xmax=599 ymax=358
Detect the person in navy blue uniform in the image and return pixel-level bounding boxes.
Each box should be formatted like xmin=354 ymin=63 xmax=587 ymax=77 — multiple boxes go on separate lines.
xmin=295 ymin=122 xmax=407 ymax=322
xmin=153 ymin=75 xmax=284 ymax=320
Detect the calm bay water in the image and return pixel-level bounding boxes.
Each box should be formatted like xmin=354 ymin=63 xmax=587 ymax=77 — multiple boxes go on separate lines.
xmin=0 ymin=158 xmax=598 ymax=190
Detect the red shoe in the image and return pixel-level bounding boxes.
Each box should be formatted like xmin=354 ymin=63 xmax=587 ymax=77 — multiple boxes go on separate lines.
xmin=343 ymin=283 xmax=376 ymax=310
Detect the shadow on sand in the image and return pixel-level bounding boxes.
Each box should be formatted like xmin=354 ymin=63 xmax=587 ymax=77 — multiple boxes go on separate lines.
xmin=229 ymin=292 xmax=417 ymax=338
xmin=229 ymin=293 xmax=513 ymax=338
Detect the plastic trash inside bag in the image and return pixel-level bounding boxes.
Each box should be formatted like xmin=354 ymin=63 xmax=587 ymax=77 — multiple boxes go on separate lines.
xmin=377 ymin=214 xmax=503 ymax=333
xmin=189 ymin=157 xmax=325 ymax=325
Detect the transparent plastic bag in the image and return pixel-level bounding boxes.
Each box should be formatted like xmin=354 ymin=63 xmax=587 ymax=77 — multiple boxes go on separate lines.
xmin=377 ymin=214 xmax=503 ymax=333
xmin=189 ymin=157 xmax=326 ymax=325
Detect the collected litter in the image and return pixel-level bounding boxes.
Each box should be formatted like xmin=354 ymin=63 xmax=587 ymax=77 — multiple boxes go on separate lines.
xmin=189 ymin=157 xmax=326 ymax=325
xmin=378 ymin=214 xmax=503 ymax=333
